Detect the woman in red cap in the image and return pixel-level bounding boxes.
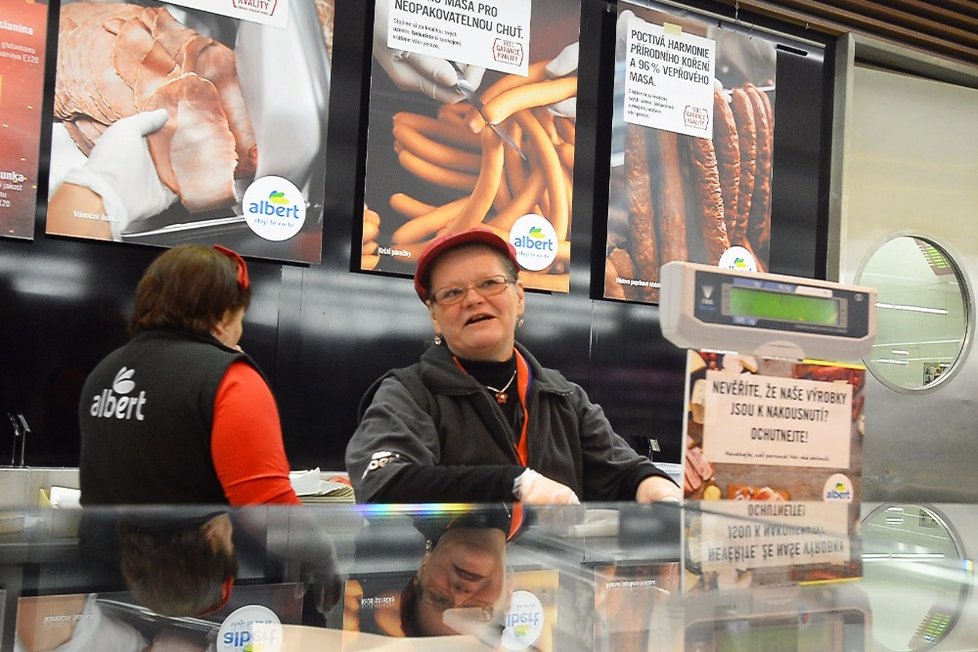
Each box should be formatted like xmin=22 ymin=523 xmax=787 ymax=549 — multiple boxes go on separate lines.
xmin=347 ymin=228 xmax=680 ymax=505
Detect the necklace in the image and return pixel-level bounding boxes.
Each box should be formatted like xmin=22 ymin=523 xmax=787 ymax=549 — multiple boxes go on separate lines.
xmin=485 ymin=370 xmax=517 ymax=405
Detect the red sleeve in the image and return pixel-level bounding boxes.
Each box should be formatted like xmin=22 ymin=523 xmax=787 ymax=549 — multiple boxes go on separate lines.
xmin=211 ymin=361 xmax=301 ymax=505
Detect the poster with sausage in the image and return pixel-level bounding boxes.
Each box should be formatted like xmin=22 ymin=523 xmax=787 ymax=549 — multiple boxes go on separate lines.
xmin=604 ymin=1 xmax=777 ymax=303
xmin=44 ymin=0 xmax=334 ymax=264
xmin=682 ymin=350 xmax=865 ymax=589
xmin=361 ymin=0 xmax=579 ymax=293
xmin=0 ymin=0 xmax=49 ymax=241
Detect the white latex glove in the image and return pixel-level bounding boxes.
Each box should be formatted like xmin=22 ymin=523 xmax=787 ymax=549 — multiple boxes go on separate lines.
xmin=545 ymin=42 xmax=578 ymax=118
xmin=616 ymin=9 xmax=636 ymax=53
xmin=635 ymin=475 xmax=683 ymax=503
xmin=518 ymin=468 xmax=580 ymax=505
xmin=62 ymin=109 xmax=177 ymax=240
xmin=372 ymin=0 xmax=485 ymax=103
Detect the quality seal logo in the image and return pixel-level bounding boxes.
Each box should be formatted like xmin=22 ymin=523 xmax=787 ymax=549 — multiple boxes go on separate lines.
xmin=243 ymin=176 xmax=305 ymax=241
xmin=501 ymin=590 xmax=545 ymax=650
xmin=823 ymin=473 xmax=853 ymax=503
xmin=509 ymin=214 xmax=558 ymax=272
xmin=231 ymin=0 xmax=278 ymax=18
xmin=218 ymin=605 xmax=282 ymax=652
xmin=684 ymin=105 xmax=709 ymax=131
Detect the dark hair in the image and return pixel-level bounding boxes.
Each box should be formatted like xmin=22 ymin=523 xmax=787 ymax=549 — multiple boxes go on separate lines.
xmin=130 ymin=245 xmax=251 ymax=336
xmin=117 ymin=517 xmax=239 ymax=616
xmin=400 ymin=575 xmax=422 ymax=637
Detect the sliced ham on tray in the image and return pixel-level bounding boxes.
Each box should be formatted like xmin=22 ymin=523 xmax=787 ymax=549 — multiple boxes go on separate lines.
xmin=56 ymin=2 xmax=257 ymax=215
xmin=143 ymin=74 xmax=238 ymax=214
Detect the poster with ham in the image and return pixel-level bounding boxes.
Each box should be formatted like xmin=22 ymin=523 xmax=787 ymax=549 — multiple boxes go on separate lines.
xmin=360 ymin=0 xmax=579 ymax=294
xmin=44 ymin=0 xmax=335 ymax=264
xmin=604 ymin=1 xmax=779 ymax=303
xmin=0 ymin=0 xmax=49 ymax=240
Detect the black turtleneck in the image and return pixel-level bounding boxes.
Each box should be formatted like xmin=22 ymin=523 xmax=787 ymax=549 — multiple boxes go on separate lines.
xmin=456 ymin=355 xmax=521 ymax=439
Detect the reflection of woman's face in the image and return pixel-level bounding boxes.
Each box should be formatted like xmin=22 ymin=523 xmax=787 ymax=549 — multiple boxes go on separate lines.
xmin=427 ymin=246 xmax=524 ymax=362
xmin=415 ymin=527 xmax=507 ymax=636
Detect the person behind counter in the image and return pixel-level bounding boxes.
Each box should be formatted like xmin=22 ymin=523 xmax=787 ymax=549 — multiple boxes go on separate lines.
xmin=78 ymin=244 xmax=300 ymax=506
xmin=346 ymin=228 xmax=681 ymax=505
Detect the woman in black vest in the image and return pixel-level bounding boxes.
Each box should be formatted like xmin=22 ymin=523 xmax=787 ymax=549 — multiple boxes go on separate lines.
xmin=78 ymin=244 xmax=300 ymax=506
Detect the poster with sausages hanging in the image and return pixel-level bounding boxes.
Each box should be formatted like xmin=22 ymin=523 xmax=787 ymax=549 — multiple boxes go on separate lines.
xmin=0 ymin=0 xmax=48 ymax=241
xmin=361 ymin=0 xmax=579 ymax=293
xmin=605 ymin=1 xmax=777 ymax=302
xmin=681 ymin=350 xmax=866 ymax=590
xmin=44 ymin=0 xmax=335 ymax=264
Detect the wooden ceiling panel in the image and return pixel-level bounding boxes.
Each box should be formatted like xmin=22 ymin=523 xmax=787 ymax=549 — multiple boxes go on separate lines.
xmin=712 ymin=0 xmax=978 ymax=66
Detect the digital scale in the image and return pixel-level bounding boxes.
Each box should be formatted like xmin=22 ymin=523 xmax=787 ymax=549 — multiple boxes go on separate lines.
xmin=655 ymin=261 xmax=877 ymax=650
xmin=660 ymin=261 xmax=876 ymax=361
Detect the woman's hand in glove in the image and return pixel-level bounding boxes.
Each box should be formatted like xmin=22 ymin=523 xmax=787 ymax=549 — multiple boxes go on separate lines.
xmin=517 ymin=469 xmax=580 ymax=505
xmin=545 ymin=42 xmax=578 ymax=118
xmin=61 ymin=109 xmax=177 ymax=239
xmin=372 ymin=0 xmax=485 ymax=103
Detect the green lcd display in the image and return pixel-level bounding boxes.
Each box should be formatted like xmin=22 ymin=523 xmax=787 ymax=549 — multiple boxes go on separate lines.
xmin=727 ymin=286 xmax=840 ymax=326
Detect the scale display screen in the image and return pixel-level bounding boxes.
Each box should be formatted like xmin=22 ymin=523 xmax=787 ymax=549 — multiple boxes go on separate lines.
xmin=726 ymin=285 xmax=842 ymax=327
xmin=659 ymin=261 xmax=876 ymax=361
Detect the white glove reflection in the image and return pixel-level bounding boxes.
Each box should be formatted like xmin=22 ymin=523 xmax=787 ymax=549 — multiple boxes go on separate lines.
xmin=373 ymin=0 xmax=485 ymax=103
xmin=545 ymin=42 xmax=578 ymax=118
xmin=62 ymin=109 xmax=177 ymax=239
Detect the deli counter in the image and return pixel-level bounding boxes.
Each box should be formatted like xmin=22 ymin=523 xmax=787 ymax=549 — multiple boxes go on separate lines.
xmin=2 ymin=498 xmax=976 ymax=651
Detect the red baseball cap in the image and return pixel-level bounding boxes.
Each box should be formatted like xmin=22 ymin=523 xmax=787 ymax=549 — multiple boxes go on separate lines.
xmin=414 ymin=228 xmax=519 ymax=302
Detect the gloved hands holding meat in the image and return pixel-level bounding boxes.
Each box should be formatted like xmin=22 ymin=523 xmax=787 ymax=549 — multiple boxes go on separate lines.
xmin=380 ymin=58 xmax=578 ymax=292
xmin=55 ymin=2 xmax=258 ymax=220
xmin=62 ymin=109 xmax=177 ymax=238
xmin=544 ymin=42 xmax=578 ymax=118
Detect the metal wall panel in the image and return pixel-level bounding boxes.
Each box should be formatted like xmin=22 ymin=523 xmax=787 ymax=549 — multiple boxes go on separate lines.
xmin=833 ymin=35 xmax=978 ymax=501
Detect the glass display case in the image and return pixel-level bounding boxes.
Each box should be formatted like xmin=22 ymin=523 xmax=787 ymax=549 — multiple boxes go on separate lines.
xmin=1 ymin=500 xmax=975 ymax=650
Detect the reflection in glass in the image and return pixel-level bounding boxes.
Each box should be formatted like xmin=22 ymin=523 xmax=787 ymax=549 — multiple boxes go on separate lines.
xmin=861 ymin=504 xmax=969 ymax=650
xmin=117 ymin=512 xmax=237 ymax=617
xmin=345 ymin=509 xmax=512 ymax=640
xmin=857 ymin=236 xmax=969 ymax=390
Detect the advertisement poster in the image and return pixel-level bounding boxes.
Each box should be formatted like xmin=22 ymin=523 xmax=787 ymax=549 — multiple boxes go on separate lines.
xmin=682 ymin=351 xmax=866 ymax=589
xmin=0 ymin=0 xmax=48 ymax=240
xmin=362 ymin=0 xmax=580 ymax=293
xmin=44 ymin=0 xmax=334 ymax=264
xmin=15 ymin=585 xmax=302 ymax=651
xmin=604 ymin=1 xmax=778 ymax=302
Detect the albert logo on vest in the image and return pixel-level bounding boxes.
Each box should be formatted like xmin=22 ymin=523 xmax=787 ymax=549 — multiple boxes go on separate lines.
xmin=90 ymin=367 xmax=147 ymax=421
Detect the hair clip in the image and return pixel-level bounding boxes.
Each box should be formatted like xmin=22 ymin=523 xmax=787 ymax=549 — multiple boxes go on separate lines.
xmin=213 ymin=245 xmax=250 ymax=290
xmin=202 ymin=574 xmax=235 ymax=616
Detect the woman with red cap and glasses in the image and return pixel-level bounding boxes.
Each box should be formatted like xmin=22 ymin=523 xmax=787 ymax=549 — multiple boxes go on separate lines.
xmin=347 ymin=228 xmax=681 ymax=506
xmin=79 ymin=244 xmax=300 ymax=506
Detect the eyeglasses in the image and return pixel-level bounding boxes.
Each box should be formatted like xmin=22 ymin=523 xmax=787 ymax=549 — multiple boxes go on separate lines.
xmin=201 ymin=574 xmax=235 ymax=615
xmin=429 ymin=275 xmax=512 ymax=306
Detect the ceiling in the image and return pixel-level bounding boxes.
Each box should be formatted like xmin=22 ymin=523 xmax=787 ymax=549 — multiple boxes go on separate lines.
xmin=713 ymin=0 xmax=978 ymax=68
